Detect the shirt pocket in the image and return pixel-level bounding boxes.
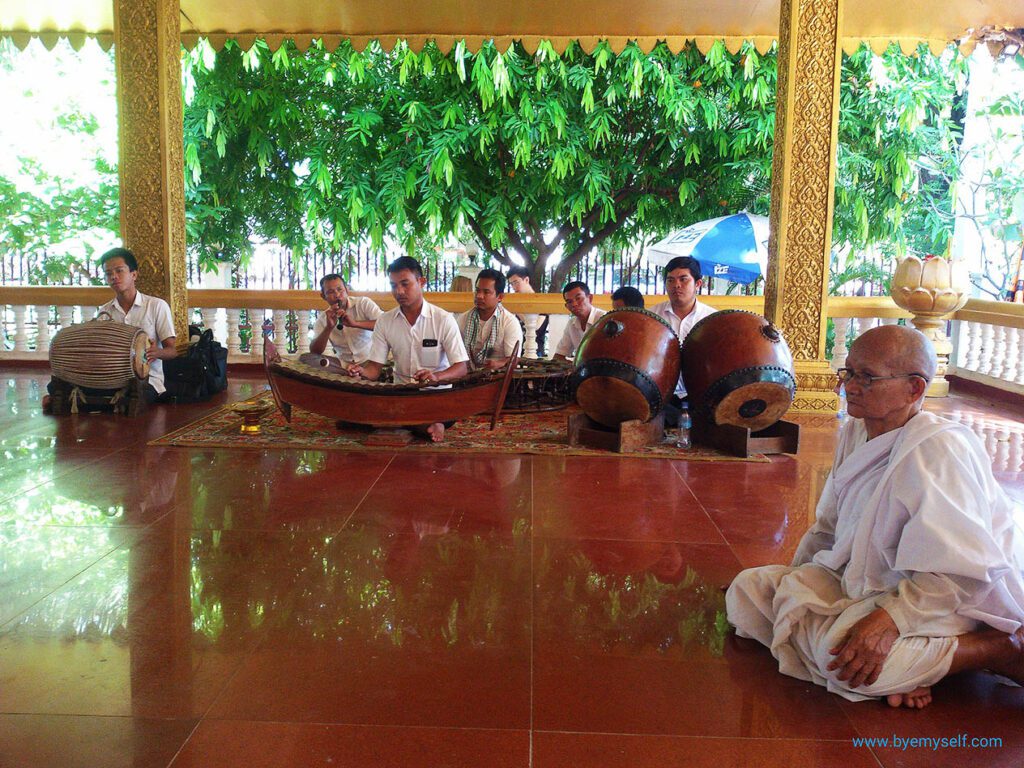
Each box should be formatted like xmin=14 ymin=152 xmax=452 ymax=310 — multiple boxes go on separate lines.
xmin=419 ymin=339 xmax=441 ymax=369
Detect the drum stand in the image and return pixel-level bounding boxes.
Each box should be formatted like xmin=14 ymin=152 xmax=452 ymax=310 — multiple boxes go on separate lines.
xmin=568 ymin=412 xmax=666 ymax=453
xmin=690 ymin=417 xmax=800 ymax=458
xmin=48 ymin=377 xmax=147 ymax=417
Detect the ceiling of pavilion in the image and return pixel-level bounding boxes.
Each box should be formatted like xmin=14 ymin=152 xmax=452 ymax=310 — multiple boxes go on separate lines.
xmin=2 ymin=0 xmax=1023 ymax=54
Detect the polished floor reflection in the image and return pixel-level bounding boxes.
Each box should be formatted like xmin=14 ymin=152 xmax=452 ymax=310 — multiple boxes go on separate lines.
xmin=0 ymin=368 xmax=1021 ymax=767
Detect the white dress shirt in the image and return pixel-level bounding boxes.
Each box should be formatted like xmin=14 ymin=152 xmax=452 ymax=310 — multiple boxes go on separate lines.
xmin=311 ymin=295 xmax=383 ymax=363
xmin=650 ymin=299 xmax=717 ymax=397
xmin=554 ymin=306 xmax=607 ymax=359
xmin=455 ymin=306 xmax=524 ymax=369
xmin=97 ymin=291 xmax=176 ymax=394
xmin=368 ymin=300 xmax=469 ymax=383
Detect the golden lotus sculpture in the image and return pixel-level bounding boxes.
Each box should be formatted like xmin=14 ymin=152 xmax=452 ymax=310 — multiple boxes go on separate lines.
xmin=890 ymin=256 xmax=970 ymax=398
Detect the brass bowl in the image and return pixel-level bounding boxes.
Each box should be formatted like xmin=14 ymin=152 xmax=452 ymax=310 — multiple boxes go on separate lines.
xmin=230 ymin=399 xmax=274 ymax=434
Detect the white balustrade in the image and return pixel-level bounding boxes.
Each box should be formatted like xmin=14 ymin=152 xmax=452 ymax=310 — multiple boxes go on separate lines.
xmin=12 ymin=306 xmax=30 ymax=352
xmin=521 ymin=314 xmax=539 ymax=359
xmin=34 ymin=306 xmax=51 ymax=355
xmin=964 ymin=321 xmax=982 ymax=371
xmin=296 ymin=310 xmax=311 ymax=355
xmin=990 ymin=325 xmax=1008 ymax=379
xmin=250 ymin=308 xmax=264 ymax=360
xmin=978 ymin=324 xmax=996 ymax=376
xmin=225 ymin=309 xmax=243 ymax=360
xmin=273 ymin=310 xmax=289 ymax=356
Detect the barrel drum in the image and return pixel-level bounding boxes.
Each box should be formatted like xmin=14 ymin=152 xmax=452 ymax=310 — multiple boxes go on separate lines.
xmin=680 ymin=310 xmax=795 ymax=432
xmin=49 ymin=320 xmax=151 ymax=389
xmin=573 ymin=308 xmax=681 ymax=427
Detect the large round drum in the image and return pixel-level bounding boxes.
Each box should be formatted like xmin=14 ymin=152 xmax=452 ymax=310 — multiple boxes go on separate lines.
xmin=573 ymin=308 xmax=681 ymax=427
xmin=50 ymin=320 xmax=151 ymax=389
xmin=681 ymin=310 xmax=795 ymax=432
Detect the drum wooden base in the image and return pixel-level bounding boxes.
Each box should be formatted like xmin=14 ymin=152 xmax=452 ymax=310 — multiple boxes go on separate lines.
xmin=48 ymin=377 xmax=147 ymax=417
xmin=567 ymin=412 xmax=665 ymax=453
xmin=691 ymin=418 xmax=800 ymax=458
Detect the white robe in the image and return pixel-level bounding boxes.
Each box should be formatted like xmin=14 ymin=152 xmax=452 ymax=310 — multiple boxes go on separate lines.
xmin=727 ymin=411 xmax=1024 ymax=701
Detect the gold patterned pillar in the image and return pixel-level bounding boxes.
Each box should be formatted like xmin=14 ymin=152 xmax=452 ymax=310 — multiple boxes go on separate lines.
xmin=114 ymin=0 xmax=188 ymax=343
xmin=764 ymin=0 xmax=843 ymax=413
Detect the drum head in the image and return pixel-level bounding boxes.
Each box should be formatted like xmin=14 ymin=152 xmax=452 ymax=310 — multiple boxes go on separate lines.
xmin=712 ymin=381 xmax=792 ymax=431
xmin=131 ymin=332 xmax=152 ymax=379
xmin=576 ymin=378 xmax=653 ymax=428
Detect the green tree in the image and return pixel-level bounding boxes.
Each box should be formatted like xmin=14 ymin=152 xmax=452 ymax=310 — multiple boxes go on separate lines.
xmin=183 ymin=39 xmax=777 ymax=289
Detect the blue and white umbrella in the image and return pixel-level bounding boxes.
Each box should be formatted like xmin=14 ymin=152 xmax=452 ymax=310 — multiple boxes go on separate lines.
xmin=647 ymin=213 xmax=769 ymax=285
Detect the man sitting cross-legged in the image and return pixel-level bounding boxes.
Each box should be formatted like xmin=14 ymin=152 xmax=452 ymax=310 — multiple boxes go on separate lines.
xmin=726 ymin=325 xmax=1024 ymax=708
xmin=346 ymin=256 xmax=469 ymax=442
xmin=454 ymin=268 xmax=523 ymax=371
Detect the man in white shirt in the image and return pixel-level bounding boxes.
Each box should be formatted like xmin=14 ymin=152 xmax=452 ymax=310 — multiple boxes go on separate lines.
xmin=45 ymin=247 xmax=176 ymax=408
xmin=347 ymin=256 xmax=470 ymax=442
xmin=309 ymin=273 xmax=382 ymax=363
xmin=553 ymin=281 xmax=607 ymax=362
xmin=507 ymin=265 xmax=547 ymax=358
xmin=455 ymin=268 xmax=523 ymax=371
xmin=649 ymin=256 xmax=717 ymax=425
xmin=727 ymin=326 xmax=1024 ymax=708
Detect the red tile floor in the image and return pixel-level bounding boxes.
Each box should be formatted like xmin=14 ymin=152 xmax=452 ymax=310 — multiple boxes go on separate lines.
xmin=0 ymin=367 xmax=1021 ymax=768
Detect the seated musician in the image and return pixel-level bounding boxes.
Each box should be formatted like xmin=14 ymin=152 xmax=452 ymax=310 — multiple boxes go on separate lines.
xmin=611 ymin=286 xmax=645 ymax=310
xmin=507 ymin=265 xmax=549 ymax=357
xmin=649 ymin=256 xmax=716 ymax=426
xmin=727 ymin=326 xmax=1024 ymax=708
xmin=553 ymin=281 xmax=607 ymax=363
xmin=455 ymin=269 xmax=524 ymax=371
xmin=346 ymin=256 xmax=470 ymax=442
xmin=309 ymin=273 xmax=382 ymax=364
xmin=45 ymin=247 xmax=176 ymax=410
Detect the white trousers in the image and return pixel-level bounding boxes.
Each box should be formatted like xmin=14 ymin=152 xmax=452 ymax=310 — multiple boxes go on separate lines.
xmin=726 ymin=564 xmax=964 ymax=702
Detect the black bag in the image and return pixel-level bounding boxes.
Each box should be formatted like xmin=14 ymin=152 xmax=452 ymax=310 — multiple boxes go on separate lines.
xmin=163 ymin=325 xmax=228 ymax=403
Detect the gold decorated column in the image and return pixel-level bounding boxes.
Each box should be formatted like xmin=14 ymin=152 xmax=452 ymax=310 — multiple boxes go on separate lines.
xmin=114 ymin=0 xmax=188 ymax=341
xmin=764 ymin=0 xmax=843 ymax=413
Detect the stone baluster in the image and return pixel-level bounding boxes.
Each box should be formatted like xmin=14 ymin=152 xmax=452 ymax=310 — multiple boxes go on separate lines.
xmin=226 ymin=308 xmax=243 ymax=360
xmin=273 ymin=310 xmax=289 ymax=355
xmin=57 ymin=306 xmax=75 ymax=331
xmin=977 ymin=324 xmax=995 ymax=377
xmin=296 ymin=310 xmax=311 ymax=355
xmin=250 ymin=308 xmax=264 ymax=359
xmin=12 ymin=306 xmax=30 ymax=352
xmin=989 ymin=324 xmax=1008 ymax=380
xmin=200 ymin=307 xmax=218 ymax=338
xmin=831 ymin=317 xmax=850 ymax=370
xmin=851 ymin=316 xmax=875 ymax=342
xmin=963 ymin=321 xmax=982 ymax=372
xmin=1006 ymin=326 xmax=1023 ymax=385
xmin=34 ymin=305 xmax=51 ymax=355
xmin=521 ymin=314 xmax=538 ymax=359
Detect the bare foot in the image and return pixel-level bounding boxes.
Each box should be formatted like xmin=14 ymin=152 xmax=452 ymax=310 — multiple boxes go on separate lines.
xmin=886 ymin=687 xmax=933 ymax=709
xmin=426 ymin=422 xmax=445 ymax=442
xmin=989 ymin=627 xmax=1024 ymax=685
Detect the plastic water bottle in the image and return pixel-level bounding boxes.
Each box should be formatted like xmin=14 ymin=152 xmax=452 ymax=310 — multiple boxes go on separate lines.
xmin=676 ymin=406 xmax=692 ymax=450
xmin=836 ymin=383 xmax=847 ymax=421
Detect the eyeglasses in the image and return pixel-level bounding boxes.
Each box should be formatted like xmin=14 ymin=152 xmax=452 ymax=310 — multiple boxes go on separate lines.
xmin=835 ymin=368 xmax=926 ymax=388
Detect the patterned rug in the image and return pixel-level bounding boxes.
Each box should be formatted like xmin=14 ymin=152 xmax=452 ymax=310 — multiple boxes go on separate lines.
xmin=150 ymin=390 xmax=769 ymax=462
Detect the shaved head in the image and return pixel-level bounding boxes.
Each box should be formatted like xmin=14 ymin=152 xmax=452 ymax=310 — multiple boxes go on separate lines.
xmin=851 ymin=325 xmax=936 ymax=384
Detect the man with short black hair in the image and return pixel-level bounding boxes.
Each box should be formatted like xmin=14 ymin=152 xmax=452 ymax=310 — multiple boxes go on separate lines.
xmin=455 ymin=268 xmax=523 ymax=370
xmin=553 ymin=281 xmax=606 ymax=362
xmin=309 ymin=273 xmax=382 ymax=363
xmin=611 ymin=286 xmax=645 ymax=310
xmin=649 ymin=256 xmax=716 ymax=424
xmin=347 ymin=256 xmax=469 ymax=442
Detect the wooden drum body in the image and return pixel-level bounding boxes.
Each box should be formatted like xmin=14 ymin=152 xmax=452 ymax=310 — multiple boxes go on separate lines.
xmin=680 ymin=310 xmax=795 ymax=432
xmin=49 ymin=320 xmax=151 ymax=389
xmin=573 ymin=308 xmax=681 ymax=427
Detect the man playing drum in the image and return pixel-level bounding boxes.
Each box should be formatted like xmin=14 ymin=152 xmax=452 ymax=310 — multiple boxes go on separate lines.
xmin=553 ymin=281 xmax=607 ymax=363
xmin=44 ymin=247 xmax=176 ymax=410
xmin=454 ymin=269 xmax=523 ymax=371
xmin=309 ymin=273 xmax=382 ymax=363
xmin=346 ymin=256 xmax=470 ymax=442
xmin=649 ymin=256 xmax=716 ymax=426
